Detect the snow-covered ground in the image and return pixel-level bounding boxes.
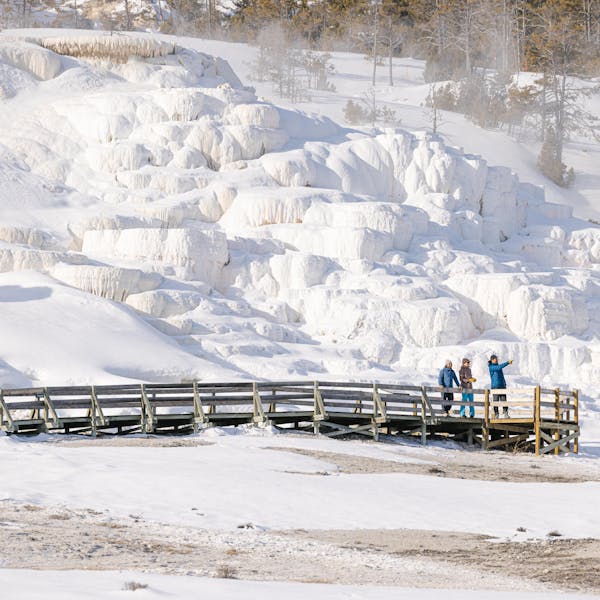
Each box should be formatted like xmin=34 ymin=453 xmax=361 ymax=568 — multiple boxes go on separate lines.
xmin=1 ymin=429 xmax=600 ymax=597
xmin=1 ymin=429 xmax=599 ymax=539
xmin=0 ymin=569 xmax=596 ymax=600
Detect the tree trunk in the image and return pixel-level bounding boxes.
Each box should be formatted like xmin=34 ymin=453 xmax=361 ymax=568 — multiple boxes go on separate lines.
xmin=372 ymin=0 xmax=379 ymax=86
xmin=124 ymin=0 xmax=131 ymax=30
xmin=388 ymin=20 xmax=393 ymax=86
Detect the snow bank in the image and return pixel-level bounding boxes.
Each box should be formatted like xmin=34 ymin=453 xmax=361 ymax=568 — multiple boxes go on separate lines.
xmin=0 ymin=569 xmax=592 ymax=600
xmin=0 ymin=271 xmax=236 ymax=385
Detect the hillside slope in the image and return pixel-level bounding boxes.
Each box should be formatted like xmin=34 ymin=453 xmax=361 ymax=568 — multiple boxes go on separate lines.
xmin=0 ymin=30 xmax=597 ymax=413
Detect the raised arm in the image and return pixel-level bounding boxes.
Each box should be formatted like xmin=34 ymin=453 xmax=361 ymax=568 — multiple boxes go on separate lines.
xmin=489 ymin=361 xmax=510 ymax=372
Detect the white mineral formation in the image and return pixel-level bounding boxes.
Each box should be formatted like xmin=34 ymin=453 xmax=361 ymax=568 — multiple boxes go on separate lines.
xmin=0 ymin=31 xmax=597 ymax=397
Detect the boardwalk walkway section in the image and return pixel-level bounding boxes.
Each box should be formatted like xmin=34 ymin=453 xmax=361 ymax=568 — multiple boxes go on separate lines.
xmin=0 ymin=381 xmax=579 ymax=455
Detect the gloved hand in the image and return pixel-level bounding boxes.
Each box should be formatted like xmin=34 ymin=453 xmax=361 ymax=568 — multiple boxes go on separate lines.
xmin=508 ymin=359 xmax=513 ymax=364
xmin=469 ymin=377 xmax=477 ymax=382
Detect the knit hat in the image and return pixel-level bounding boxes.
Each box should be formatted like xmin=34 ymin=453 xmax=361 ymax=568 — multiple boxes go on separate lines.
xmin=490 ymin=354 xmax=498 ymax=361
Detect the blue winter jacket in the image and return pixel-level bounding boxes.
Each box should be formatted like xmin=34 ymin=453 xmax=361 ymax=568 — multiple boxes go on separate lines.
xmin=488 ymin=361 xmax=510 ymax=389
xmin=438 ymin=367 xmax=459 ymax=389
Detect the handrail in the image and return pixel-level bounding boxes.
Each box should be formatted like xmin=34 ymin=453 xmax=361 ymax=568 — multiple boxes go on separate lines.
xmin=0 ymin=381 xmax=579 ymax=454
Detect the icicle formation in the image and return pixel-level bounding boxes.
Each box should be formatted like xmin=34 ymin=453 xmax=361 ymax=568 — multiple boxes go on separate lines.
xmin=37 ymin=35 xmax=176 ymax=62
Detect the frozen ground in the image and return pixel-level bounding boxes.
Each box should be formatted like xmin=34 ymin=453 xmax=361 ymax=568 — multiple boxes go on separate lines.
xmin=1 ymin=429 xmax=600 ymax=595
xmin=1 ymin=570 xmax=597 ymax=600
xmin=2 ymin=429 xmax=600 ymax=538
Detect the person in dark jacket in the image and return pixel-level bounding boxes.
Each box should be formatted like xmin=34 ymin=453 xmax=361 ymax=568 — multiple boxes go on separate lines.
xmin=458 ymin=357 xmax=476 ymax=418
xmin=438 ymin=360 xmax=459 ymax=417
xmin=488 ymin=354 xmax=513 ymax=418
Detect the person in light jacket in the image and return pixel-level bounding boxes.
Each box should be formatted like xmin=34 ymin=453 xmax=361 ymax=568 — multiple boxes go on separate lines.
xmin=438 ymin=360 xmax=459 ymax=417
xmin=458 ymin=357 xmax=476 ymax=418
xmin=488 ymin=354 xmax=513 ymax=418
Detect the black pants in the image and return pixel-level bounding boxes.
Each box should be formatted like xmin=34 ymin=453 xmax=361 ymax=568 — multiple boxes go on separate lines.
xmin=493 ymin=393 xmax=508 ymax=417
xmin=442 ymin=392 xmax=453 ymax=412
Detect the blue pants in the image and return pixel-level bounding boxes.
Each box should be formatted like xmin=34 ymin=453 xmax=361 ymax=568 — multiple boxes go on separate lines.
xmin=460 ymin=393 xmax=474 ymax=417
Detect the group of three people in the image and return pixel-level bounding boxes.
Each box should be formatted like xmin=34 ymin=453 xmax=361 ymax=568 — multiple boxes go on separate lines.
xmin=438 ymin=355 xmax=513 ymax=418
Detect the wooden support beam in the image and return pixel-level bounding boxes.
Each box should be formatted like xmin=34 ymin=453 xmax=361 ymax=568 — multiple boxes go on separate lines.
xmin=268 ymin=389 xmax=277 ymax=414
xmin=43 ymin=388 xmax=60 ymax=429
xmin=539 ymin=421 xmax=577 ymax=431
xmin=534 ymin=385 xmax=541 ymax=456
xmin=486 ymin=433 xmax=530 ymax=450
xmin=252 ymin=382 xmax=268 ymax=426
xmin=574 ymin=389 xmax=579 ymax=454
xmin=539 ymin=431 xmax=579 ymax=455
xmin=470 ymin=433 xmax=483 ymax=447
xmin=313 ymin=381 xmax=326 ymax=434
xmin=140 ymin=384 xmax=154 ymax=434
xmin=372 ymin=384 xmax=388 ymax=424
xmin=0 ymin=389 xmax=15 ymax=432
xmin=90 ymin=386 xmax=106 ymax=430
xmin=554 ymin=387 xmax=560 ymax=456
xmin=490 ymin=424 xmax=531 ymax=435
xmin=419 ymin=386 xmax=428 ymax=446
xmin=320 ymin=421 xmax=374 ymax=438
xmin=483 ymin=389 xmax=490 ymax=451
xmin=192 ymin=381 xmax=208 ymax=432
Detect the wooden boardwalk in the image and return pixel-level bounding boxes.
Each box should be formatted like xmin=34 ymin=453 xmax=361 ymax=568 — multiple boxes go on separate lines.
xmin=0 ymin=381 xmax=579 ymax=455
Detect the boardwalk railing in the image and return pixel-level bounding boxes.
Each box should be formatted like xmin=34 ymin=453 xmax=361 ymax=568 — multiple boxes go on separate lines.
xmin=0 ymin=381 xmax=579 ymax=455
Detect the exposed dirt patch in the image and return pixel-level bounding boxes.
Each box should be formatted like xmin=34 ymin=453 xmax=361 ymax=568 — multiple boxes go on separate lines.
xmin=47 ymin=436 xmax=214 ymax=448
xmin=263 ymin=445 xmax=599 ymax=483
xmin=286 ymin=528 xmax=600 ymax=593
xmin=0 ymin=501 xmax=553 ymax=593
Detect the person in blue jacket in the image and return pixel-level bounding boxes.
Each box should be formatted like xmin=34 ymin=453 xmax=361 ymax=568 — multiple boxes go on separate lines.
xmin=488 ymin=354 xmax=513 ymax=418
xmin=438 ymin=360 xmax=460 ymax=417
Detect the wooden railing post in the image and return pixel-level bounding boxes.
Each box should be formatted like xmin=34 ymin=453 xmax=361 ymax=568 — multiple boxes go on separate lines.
xmin=554 ymin=387 xmax=561 ymax=456
xmin=90 ymin=385 xmax=106 ymax=433
xmin=268 ymin=389 xmax=277 ymax=414
xmin=372 ymin=383 xmax=387 ymax=423
xmin=192 ymin=381 xmax=207 ymax=432
xmin=482 ymin=389 xmax=490 ymax=451
xmin=372 ymin=383 xmax=387 ymax=441
xmin=140 ymin=384 xmax=154 ymax=433
xmin=252 ymin=382 xmax=267 ymax=426
xmin=574 ymin=389 xmax=579 ymax=454
xmin=313 ymin=381 xmax=326 ymax=434
xmin=0 ymin=389 xmax=15 ymax=433
xmin=419 ymin=386 xmax=428 ymax=446
xmin=534 ymin=385 xmax=541 ymax=456
xmin=43 ymin=388 xmax=60 ymax=429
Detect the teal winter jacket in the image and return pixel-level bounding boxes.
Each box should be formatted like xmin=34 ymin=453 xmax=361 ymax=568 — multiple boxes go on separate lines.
xmin=488 ymin=361 xmax=510 ymax=389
